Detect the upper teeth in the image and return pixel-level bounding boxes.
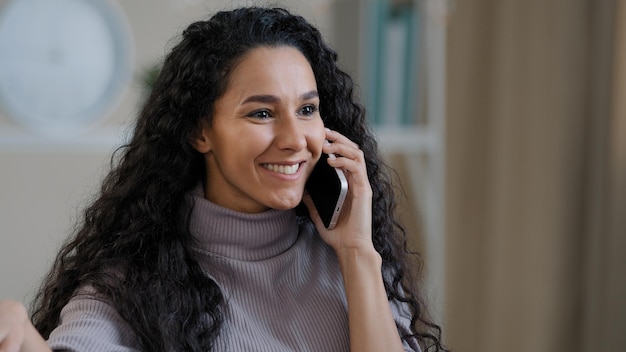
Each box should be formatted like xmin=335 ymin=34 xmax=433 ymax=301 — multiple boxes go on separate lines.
xmin=263 ymin=163 xmax=300 ymax=175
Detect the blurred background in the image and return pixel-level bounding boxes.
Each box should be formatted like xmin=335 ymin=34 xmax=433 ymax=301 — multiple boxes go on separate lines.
xmin=0 ymin=0 xmax=624 ymax=351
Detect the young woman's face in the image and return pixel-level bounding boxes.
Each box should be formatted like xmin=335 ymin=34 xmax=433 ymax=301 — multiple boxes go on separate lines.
xmin=193 ymin=46 xmax=326 ymax=213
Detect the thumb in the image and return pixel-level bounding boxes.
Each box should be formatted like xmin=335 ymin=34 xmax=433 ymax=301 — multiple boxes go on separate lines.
xmin=302 ymin=193 xmax=325 ymax=232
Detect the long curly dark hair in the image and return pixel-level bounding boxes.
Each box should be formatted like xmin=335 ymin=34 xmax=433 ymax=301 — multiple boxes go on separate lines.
xmin=30 ymin=7 xmax=446 ymax=352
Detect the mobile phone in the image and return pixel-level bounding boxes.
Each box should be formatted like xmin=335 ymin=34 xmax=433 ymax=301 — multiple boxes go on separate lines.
xmin=305 ymin=153 xmax=348 ymax=229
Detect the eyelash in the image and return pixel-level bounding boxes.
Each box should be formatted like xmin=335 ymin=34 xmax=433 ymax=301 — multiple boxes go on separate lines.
xmin=299 ymin=104 xmax=319 ymax=117
xmin=246 ymin=104 xmax=319 ymax=119
xmin=247 ymin=109 xmax=272 ymax=119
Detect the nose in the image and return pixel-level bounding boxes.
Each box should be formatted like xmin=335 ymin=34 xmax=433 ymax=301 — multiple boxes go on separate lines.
xmin=274 ymin=117 xmax=307 ymax=152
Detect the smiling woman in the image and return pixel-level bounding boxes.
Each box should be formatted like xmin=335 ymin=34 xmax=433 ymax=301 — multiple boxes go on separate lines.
xmin=192 ymin=46 xmax=326 ymax=213
xmin=0 ymin=6 xmax=447 ymax=352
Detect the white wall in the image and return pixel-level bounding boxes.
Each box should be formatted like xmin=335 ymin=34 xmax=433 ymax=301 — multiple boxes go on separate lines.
xmin=0 ymin=0 xmax=332 ymax=302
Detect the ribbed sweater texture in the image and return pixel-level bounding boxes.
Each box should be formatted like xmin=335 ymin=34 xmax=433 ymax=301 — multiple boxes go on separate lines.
xmin=47 ymin=186 xmax=420 ymax=351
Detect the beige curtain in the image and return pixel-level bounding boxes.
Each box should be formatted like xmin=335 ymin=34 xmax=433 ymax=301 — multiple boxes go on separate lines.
xmin=582 ymin=0 xmax=626 ymax=349
xmin=445 ymin=0 xmax=626 ymax=351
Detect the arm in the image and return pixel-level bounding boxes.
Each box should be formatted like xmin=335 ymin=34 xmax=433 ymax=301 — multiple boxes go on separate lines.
xmin=336 ymin=247 xmax=405 ymax=352
xmin=303 ymin=129 xmax=406 ymax=352
xmin=0 ymin=301 xmax=51 ymax=352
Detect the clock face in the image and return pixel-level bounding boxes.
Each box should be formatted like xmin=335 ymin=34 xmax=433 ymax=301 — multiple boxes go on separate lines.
xmin=0 ymin=0 xmax=133 ymax=136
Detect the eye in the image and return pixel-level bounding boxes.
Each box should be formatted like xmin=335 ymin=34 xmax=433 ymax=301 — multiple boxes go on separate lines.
xmin=247 ymin=109 xmax=272 ymax=120
xmin=299 ymin=104 xmax=319 ymax=117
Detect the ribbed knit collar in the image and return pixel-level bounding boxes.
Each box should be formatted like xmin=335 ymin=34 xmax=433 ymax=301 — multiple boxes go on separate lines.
xmin=188 ymin=185 xmax=300 ymax=261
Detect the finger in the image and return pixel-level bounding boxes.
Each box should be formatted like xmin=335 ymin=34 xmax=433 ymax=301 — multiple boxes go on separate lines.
xmin=0 ymin=301 xmax=27 ymax=352
xmin=328 ymin=156 xmax=362 ymax=175
xmin=323 ymin=143 xmax=365 ymax=172
xmin=0 ymin=329 xmax=23 ymax=352
xmin=324 ymin=143 xmax=364 ymax=164
xmin=322 ymin=130 xmax=364 ymax=167
xmin=324 ymin=129 xmax=359 ymax=149
xmin=301 ymin=193 xmax=322 ymax=227
xmin=301 ymin=193 xmax=334 ymax=239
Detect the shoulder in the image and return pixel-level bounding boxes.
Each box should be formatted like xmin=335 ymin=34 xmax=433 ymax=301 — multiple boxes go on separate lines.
xmin=47 ymin=287 xmax=142 ymax=352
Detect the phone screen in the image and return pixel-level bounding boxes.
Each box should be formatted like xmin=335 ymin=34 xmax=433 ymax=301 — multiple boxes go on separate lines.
xmin=305 ymin=153 xmax=348 ymax=229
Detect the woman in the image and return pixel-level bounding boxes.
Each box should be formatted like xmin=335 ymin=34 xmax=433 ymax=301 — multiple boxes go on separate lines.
xmin=0 ymin=7 xmax=446 ymax=352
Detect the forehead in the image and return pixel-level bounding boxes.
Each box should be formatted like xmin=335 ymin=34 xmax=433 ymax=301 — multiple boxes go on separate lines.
xmin=225 ymin=46 xmax=317 ymax=90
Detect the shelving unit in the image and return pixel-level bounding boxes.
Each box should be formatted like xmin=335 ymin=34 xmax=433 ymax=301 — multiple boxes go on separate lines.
xmin=333 ymin=0 xmax=448 ymax=322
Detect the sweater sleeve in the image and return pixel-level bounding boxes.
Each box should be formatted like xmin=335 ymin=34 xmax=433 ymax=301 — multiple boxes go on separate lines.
xmin=46 ymin=294 xmax=142 ymax=352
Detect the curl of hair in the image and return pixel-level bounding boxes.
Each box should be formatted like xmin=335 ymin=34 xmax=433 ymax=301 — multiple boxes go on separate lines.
xmin=30 ymin=7 xmax=446 ymax=351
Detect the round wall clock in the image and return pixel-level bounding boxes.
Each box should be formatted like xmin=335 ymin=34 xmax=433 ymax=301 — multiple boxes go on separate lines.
xmin=0 ymin=0 xmax=133 ymax=137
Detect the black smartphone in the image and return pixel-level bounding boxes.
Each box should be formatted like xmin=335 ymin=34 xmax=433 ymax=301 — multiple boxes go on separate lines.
xmin=305 ymin=153 xmax=348 ymax=229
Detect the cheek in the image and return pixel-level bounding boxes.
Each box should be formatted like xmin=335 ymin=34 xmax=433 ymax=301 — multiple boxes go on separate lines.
xmin=233 ymin=126 xmax=274 ymax=152
xmin=309 ymin=120 xmax=326 ymax=156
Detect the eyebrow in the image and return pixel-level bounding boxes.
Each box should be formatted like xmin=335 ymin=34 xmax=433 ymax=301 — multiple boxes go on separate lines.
xmin=241 ymin=90 xmax=319 ymax=104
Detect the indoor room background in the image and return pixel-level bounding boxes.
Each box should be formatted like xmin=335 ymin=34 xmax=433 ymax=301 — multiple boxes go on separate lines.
xmin=0 ymin=1 xmax=624 ymax=352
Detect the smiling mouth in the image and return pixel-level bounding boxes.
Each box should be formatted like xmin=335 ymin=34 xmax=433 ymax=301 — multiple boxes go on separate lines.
xmin=262 ymin=163 xmax=301 ymax=175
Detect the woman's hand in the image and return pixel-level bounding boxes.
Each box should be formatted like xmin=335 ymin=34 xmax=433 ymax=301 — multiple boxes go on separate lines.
xmin=0 ymin=301 xmax=50 ymax=352
xmin=303 ymin=129 xmax=406 ymax=352
xmin=0 ymin=300 xmax=29 ymax=352
xmin=303 ymin=128 xmax=374 ymax=255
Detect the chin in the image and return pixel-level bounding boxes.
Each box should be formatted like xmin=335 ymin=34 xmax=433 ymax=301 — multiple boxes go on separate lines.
xmin=268 ymin=196 xmax=303 ymax=210
xmin=270 ymin=202 xmax=300 ymax=211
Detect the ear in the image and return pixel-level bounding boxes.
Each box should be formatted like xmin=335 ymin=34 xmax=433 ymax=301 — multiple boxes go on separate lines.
xmin=190 ymin=122 xmax=212 ymax=154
